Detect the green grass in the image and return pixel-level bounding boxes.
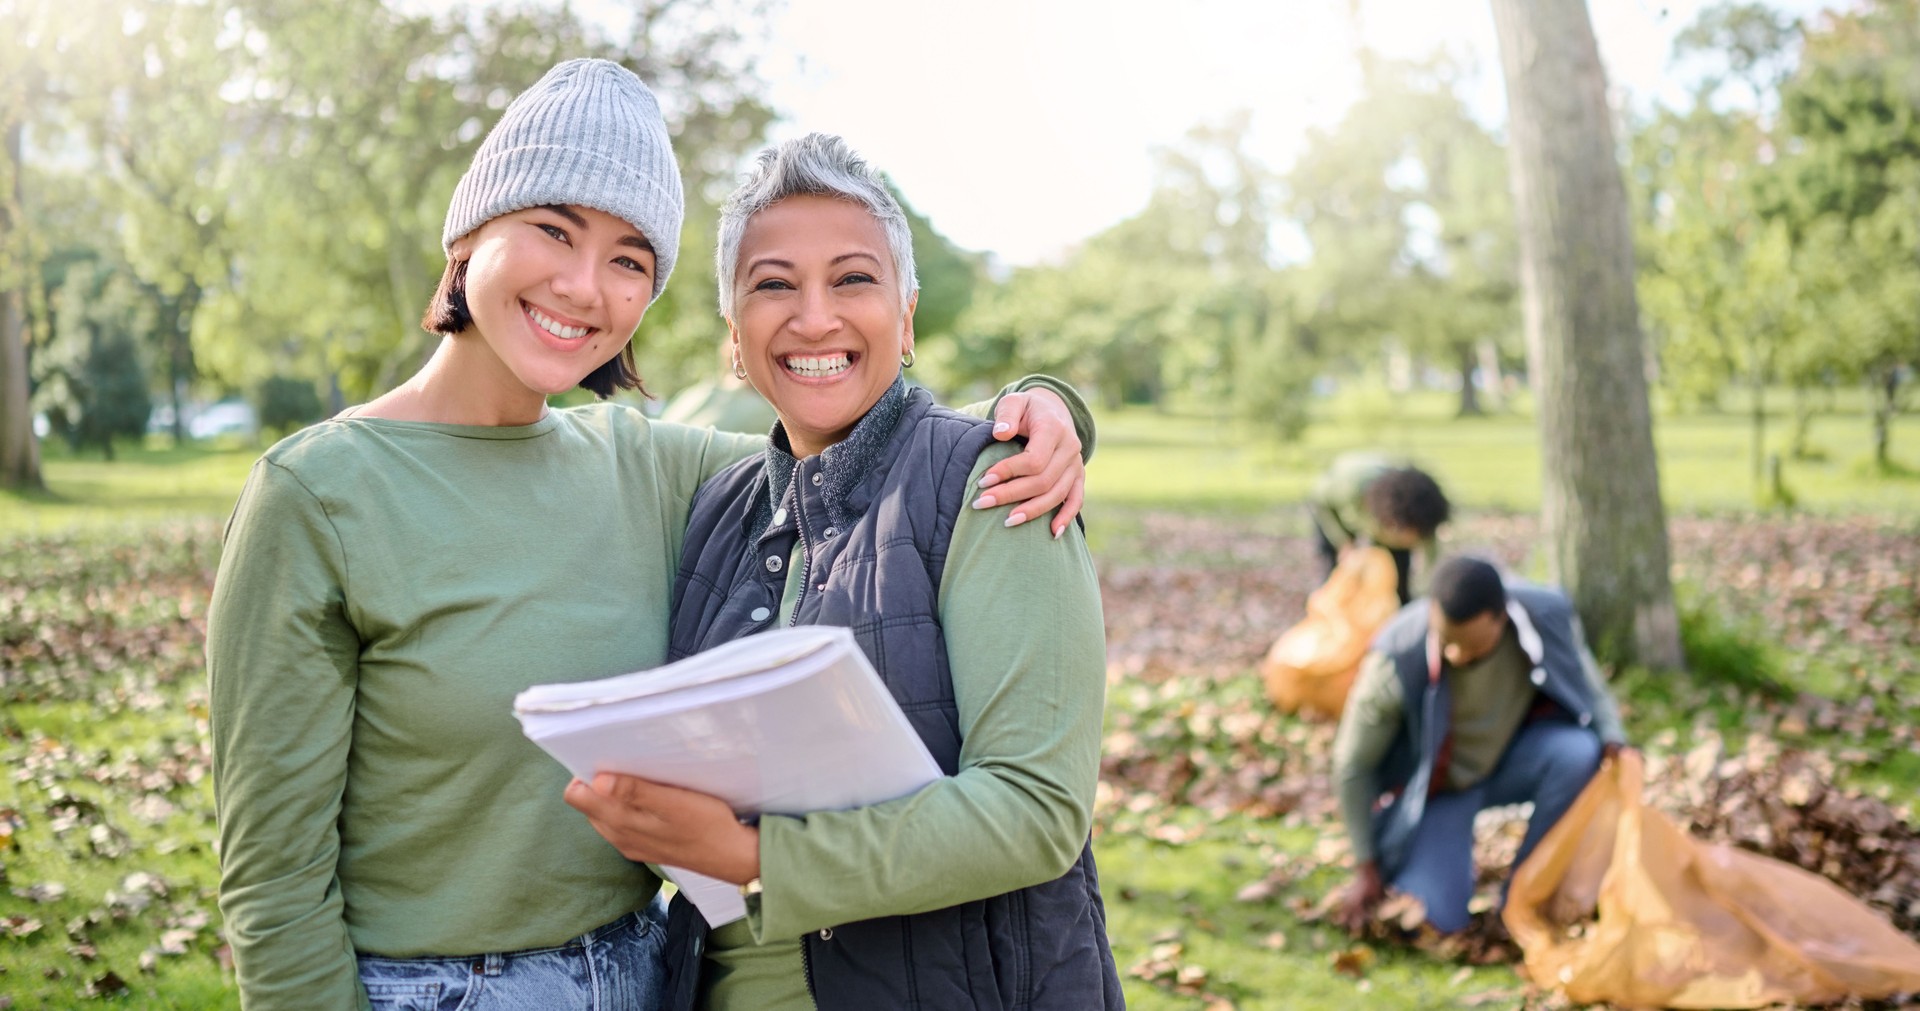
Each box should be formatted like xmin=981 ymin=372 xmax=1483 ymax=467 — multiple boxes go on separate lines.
xmin=0 ymin=437 xmax=257 ymax=534
xmin=1097 ymin=816 xmax=1526 ymax=1009
xmin=1088 ymin=390 xmax=1920 ymax=516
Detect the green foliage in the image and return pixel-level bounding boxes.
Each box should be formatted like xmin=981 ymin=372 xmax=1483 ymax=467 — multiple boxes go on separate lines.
xmin=7 ymin=0 xmax=776 ymax=428
xmin=1286 ymin=55 xmax=1519 ymax=416
xmin=936 ymin=116 xmax=1315 ymax=434
xmin=32 ymin=262 xmax=155 ymax=460
xmin=891 ymin=182 xmax=980 ymax=343
xmin=252 ymin=376 xmax=324 ymax=436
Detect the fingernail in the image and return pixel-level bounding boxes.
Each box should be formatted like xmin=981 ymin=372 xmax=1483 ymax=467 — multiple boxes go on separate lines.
xmin=977 ymin=474 xmax=1000 ymax=490
xmin=993 ymin=421 xmax=1012 ymax=435
xmin=1005 ymin=511 xmax=1026 ymax=528
xmin=1053 ymin=524 xmax=1064 ymax=540
xmin=973 ymin=495 xmax=995 ymax=510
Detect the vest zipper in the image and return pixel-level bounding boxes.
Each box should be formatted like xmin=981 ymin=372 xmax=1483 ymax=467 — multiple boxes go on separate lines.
xmin=787 ymin=460 xmax=813 ymax=627
xmin=802 ymin=938 xmax=820 ymax=1009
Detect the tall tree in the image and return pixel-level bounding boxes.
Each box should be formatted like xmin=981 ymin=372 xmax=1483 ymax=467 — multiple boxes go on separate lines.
xmin=1769 ymin=0 xmax=1920 ymax=468
xmin=1489 ymin=0 xmax=1683 ymax=668
xmin=0 ymin=118 xmax=39 ymax=489
xmin=1287 ymin=57 xmax=1519 ymax=416
xmin=1636 ymin=104 xmax=1802 ymax=501
xmin=0 ymin=1 xmax=49 ymax=489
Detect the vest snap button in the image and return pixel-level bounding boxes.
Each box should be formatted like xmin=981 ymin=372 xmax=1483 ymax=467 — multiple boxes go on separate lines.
xmin=823 ymin=527 xmax=836 ymax=539
xmin=818 ymin=927 xmax=833 ymax=941
xmin=772 ymin=508 xmax=787 ymax=525
xmin=765 ymin=555 xmax=783 ymax=573
xmin=749 ymin=606 xmax=771 ymax=622
xmin=1530 ymin=667 xmax=1546 ymax=686
xmin=810 ymin=472 xmax=823 ymax=487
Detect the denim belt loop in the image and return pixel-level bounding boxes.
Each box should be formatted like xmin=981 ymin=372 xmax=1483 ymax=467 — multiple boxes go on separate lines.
xmin=481 ymin=951 xmax=506 ymax=976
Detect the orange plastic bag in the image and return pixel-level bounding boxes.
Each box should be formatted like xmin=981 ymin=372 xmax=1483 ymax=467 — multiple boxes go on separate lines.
xmin=1505 ymin=751 xmax=1920 ymax=1008
xmin=1259 ymin=546 xmax=1400 ymax=720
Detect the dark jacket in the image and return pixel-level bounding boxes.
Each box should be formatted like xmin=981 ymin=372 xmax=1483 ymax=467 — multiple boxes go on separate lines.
xmin=661 ymin=383 xmax=1123 ymax=1010
xmin=1368 ymin=583 xmax=1608 ymax=876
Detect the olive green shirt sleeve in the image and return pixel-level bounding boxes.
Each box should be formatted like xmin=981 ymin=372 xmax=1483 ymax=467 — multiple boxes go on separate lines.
xmin=207 ymin=460 xmax=372 ymax=1011
xmin=1571 ymin=617 xmax=1627 ymax=746
xmin=1331 ymin=651 xmax=1406 ymax=865
xmin=747 ymin=443 xmax=1106 ymax=939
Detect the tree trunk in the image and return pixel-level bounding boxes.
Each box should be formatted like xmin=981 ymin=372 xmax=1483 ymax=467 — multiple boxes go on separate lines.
xmin=0 ymin=120 xmax=44 ymax=491
xmin=1789 ymin=384 xmax=1815 ymax=460
xmin=1477 ymin=338 xmax=1505 ymax=412
xmin=1750 ymin=373 xmax=1766 ymax=502
xmin=1456 ymin=342 xmax=1483 ymax=417
xmin=1489 ymin=0 xmax=1683 ymax=669
xmin=1871 ymin=365 xmax=1898 ymax=469
xmin=166 ymin=283 xmax=201 ymax=446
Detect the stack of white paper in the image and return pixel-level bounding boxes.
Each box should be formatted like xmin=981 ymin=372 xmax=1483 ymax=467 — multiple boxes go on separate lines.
xmin=513 ymin=625 xmax=942 ymax=926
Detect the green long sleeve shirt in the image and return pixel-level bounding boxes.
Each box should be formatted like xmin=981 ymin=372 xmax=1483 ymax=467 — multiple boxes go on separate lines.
xmin=1331 ymin=622 xmax=1625 ymax=864
xmin=207 ymin=406 xmax=762 ymax=1011
xmin=206 ymin=382 xmax=1092 ymax=1011
xmin=700 ymin=443 xmax=1108 ymax=1011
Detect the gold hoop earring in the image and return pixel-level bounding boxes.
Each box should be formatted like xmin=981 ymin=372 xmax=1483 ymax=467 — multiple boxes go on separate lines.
xmin=901 ymin=349 xmax=915 ymax=369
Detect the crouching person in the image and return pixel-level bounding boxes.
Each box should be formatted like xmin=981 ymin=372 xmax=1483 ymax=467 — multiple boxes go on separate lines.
xmin=1332 ymin=556 xmax=1628 ymax=935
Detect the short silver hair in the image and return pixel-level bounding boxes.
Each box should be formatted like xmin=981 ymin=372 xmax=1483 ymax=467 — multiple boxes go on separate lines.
xmin=716 ymin=133 xmax=918 ymax=319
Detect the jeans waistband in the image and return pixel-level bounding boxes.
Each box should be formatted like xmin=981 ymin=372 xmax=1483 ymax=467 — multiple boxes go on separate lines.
xmin=361 ymin=908 xmax=650 ymax=976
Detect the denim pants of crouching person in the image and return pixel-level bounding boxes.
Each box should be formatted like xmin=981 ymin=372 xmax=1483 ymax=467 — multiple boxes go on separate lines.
xmin=356 ymin=904 xmax=668 ymax=1011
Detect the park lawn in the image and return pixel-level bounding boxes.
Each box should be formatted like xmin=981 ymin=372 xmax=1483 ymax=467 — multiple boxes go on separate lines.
xmin=7 ymin=387 xmax=1919 ymax=535
xmin=0 ymin=438 xmax=257 ymax=535
xmin=1087 ymin=389 xmax=1920 ymax=516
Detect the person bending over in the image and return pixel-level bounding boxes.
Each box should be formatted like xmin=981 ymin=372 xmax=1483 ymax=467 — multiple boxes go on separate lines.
xmin=1307 ymin=451 xmax=1450 ymax=604
xmin=1332 ymin=556 xmax=1627 ymax=935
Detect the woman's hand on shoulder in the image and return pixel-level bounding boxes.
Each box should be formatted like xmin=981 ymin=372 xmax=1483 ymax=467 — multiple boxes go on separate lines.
xmin=976 ymin=389 xmax=1084 ymax=538
xmin=564 ymin=774 xmax=760 ymax=885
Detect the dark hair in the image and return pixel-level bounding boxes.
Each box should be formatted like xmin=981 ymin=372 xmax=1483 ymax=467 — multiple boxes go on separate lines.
xmin=420 ymin=257 xmax=650 ymax=400
xmin=1365 ymin=466 xmax=1451 ymax=538
xmin=1430 ymin=556 xmax=1505 ymax=623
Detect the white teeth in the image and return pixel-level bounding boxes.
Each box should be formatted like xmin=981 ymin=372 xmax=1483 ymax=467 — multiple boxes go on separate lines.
xmin=526 ymin=304 xmax=590 ymax=340
xmin=784 ymin=353 xmax=852 ymax=378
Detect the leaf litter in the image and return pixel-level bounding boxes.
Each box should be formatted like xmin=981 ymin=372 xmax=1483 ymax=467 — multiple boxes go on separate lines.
xmin=1097 ymin=510 xmax=1920 ymax=1008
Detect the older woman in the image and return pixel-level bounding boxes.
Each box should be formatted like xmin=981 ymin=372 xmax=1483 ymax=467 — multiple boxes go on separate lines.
xmin=563 ymin=133 xmax=1122 ymax=1010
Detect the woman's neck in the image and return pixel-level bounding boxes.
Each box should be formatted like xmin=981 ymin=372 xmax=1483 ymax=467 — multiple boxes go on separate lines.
xmin=350 ymin=335 xmax=550 ymax=426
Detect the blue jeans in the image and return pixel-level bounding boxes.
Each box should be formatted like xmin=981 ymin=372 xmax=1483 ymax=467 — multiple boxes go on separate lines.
xmin=1389 ymin=721 xmax=1602 ymax=933
xmin=357 ymin=907 xmax=667 ymax=1011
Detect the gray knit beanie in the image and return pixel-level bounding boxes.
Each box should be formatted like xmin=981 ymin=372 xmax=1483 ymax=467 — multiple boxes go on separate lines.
xmin=441 ymin=58 xmax=684 ymax=304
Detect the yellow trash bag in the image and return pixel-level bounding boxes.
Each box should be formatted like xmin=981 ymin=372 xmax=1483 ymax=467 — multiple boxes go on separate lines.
xmin=1505 ymin=750 xmax=1920 ymax=1009
xmin=1259 ymin=546 xmax=1400 ymax=720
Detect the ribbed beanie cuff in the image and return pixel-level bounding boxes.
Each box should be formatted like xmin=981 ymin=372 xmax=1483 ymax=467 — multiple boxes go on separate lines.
xmin=442 ymin=59 xmax=684 ymax=303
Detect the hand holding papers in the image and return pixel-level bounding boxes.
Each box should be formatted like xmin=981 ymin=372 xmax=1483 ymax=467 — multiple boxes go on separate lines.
xmin=514 ymin=626 xmax=942 ymax=926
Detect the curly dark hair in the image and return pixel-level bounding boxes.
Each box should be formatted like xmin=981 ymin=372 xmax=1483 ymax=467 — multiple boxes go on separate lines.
xmin=1363 ymin=466 xmax=1451 ymax=538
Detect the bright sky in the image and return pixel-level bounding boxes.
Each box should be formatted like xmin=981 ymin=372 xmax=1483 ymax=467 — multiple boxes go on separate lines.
xmin=747 ymin=0 xmax=1842 ymax=265
xmin=539 ymin=0 xmax=1841 ymax=265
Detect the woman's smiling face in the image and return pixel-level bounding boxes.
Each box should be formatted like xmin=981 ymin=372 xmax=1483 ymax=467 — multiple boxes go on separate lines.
xmin=729 ymin=194 xmax=915 ymax=459
xmin=454 ymin=203 xmax=656 ymax=397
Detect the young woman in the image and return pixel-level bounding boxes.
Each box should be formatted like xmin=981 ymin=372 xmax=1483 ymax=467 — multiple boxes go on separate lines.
xmin=207 ymin=63 xmax=1088 ymax=1011
xmin=564 ymin=133 xmax=1122 ymax=1010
